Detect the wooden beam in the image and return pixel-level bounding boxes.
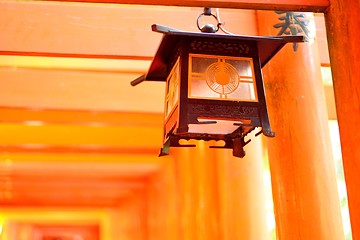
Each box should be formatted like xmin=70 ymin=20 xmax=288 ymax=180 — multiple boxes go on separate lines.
xmin=0 ymin=190 xmax=132 ymax=207
xmin=0 ymin=68 xmax=165 ymax=112
xmin=0 ymin=144 xmax=159 ymax=155
xmin=0 ymin=2 xmax=258 ymax=57
xmin=0 ymin=55 xmax=151 ymax=73
xmin=0 ymin=107 xmax=163 ymax=126
xmin=38 ymin=0 xmax=329 ymax=12
xmin=0 ymin=152 xmax=162 ymax=164
xmin=0 ymin=179 xmax=144 ymax=191
xmin=0 ymin=109 xmax=164 ymax=153
xmin=0 ymin=123 xmax=162 ymax=148
xmin=0 ymin=209 xmax=104 ymax=224
xmin=0 ymin=51 xmax=152 ymax=60
xmin=0 ymin=160 xmax=161 ymax=179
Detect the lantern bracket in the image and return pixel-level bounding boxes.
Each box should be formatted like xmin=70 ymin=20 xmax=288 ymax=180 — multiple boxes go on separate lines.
xmin=159 ymin=136 xmax=197 ymax=156
xmin=209 ymin=137 xmax=250 ymax=158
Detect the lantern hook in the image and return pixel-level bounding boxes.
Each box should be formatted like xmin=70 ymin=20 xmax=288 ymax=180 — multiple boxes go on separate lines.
xmin=197 ymin=7 xmax=219 ymax=33
xmin=197 ymin=7 xmax=235 ymax=35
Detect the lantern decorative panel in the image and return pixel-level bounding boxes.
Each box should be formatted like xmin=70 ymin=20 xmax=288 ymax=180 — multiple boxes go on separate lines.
xmin=188 ymin=54 xmax=257 ymax=101
xmin=132 ymin=24 xmax=304 ymax=157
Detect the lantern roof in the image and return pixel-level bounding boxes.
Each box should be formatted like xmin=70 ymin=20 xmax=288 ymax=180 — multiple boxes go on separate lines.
xmin=131 ymin=24 xmax=304 ymax=86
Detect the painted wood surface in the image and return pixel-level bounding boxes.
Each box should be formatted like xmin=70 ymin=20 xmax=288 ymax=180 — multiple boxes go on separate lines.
xmin=38 ymin=0 xmax=330 ymax=12
xmin=257 ymin=10 xmax=344 ymax=240
xmin=325 ymin=0 xmax=360 ymax=238
xmin=0 ymin=2 xmax=258 ymax=57
xmin=146 ymin=138 xmax=270 ymax=240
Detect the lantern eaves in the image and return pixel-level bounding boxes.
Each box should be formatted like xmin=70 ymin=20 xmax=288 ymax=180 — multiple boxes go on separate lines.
xmin=143 ymin=24 xmax=304 ymax=82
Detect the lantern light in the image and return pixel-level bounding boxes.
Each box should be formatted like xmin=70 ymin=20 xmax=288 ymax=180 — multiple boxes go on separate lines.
xmin=131 ymin=20 xmax=304 ymax=158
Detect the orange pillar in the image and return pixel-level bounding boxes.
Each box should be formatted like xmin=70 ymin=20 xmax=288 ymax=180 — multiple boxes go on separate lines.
xmin=257 ymin=11 xmax=344 ymax=239
xmin=193 ymin=142 xmax=221 ymax=240
xmin=173 ymin=147 xmax=196 ymax=240
xmin=217 ymin=133 xmax=269 ymax=240
xmin=155 ymin=145 xmax=217 ymax=240
xmin=325 ymin=1 xmax=360 ymax=238
xmin=146 ymin=155 xmax=178 ymax=240
xmin=172 ymin=139 xmax=269 ymax=240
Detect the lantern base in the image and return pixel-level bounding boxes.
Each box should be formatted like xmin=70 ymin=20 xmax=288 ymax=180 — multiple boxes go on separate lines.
xmin=159 ymin=127 xmax=255 ymax=158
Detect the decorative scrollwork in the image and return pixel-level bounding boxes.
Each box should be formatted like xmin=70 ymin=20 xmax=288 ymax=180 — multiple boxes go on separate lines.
xmin=189 ymin=104 xmax=257 ymax=118
xmin=190 ymin=40 xmax=251 ymax=55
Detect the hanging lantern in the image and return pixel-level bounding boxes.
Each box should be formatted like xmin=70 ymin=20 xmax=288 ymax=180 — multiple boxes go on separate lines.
xmin=131 ymin=24 xmax=304 ymax=157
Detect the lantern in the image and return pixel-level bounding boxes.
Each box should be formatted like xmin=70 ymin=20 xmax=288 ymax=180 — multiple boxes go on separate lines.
xmin=132 ymin=24 xmax=304 ymax=157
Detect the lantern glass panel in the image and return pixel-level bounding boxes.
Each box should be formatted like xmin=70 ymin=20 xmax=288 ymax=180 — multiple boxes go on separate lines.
xmin=165 ymin=58 xmax=180 ymax=119
xmin=188 ymin=54 xmax=258 ymax=101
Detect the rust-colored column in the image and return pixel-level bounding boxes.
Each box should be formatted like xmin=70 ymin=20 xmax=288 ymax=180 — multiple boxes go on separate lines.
xmin=173 ymin=138 xmax=269 ymax=240
xmin=173 ymin=147 xmax=196 ymax=240
xmin=257 ymin=11 xmax=344 ymax=240
xmin=191 ymin=142 xmax=221 ymax=240
xmin=148 ymin=145 xmax=219 ymax=240
xmin=325 ymin=1 xmax=360 ymax=238
xmin=147 ymin=155 xmax=178 ymax=240
xmin=217 ymin=133 xmax=269 ymax=240
xmin=172 ymin=143 xmax=221 ymax=240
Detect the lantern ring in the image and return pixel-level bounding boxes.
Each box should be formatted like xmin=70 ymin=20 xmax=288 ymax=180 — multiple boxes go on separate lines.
xmin=196 ymin=12 xmax=220 ymax=33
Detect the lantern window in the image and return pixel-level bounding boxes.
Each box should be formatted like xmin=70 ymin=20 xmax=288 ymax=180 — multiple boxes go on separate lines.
xmin=188 ymin=54 xmax=257 ymax=101
xmin=165 ymin=58 xmax=180 ymax=119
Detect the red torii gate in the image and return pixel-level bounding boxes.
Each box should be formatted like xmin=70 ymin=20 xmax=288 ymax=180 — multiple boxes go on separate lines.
xmin=35 ymin=0 xmax=360 ymax=239
xmin=114 ymin=1 xmax=358 ymax=239
xmin=2 ymin=0 xmax=359 ymax=239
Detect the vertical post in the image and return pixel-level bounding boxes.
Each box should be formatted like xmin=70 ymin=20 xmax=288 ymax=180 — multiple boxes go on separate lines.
xmin=325 ymin=1 xmax=360 ymax=238
xmin=257 ymin=11 xmax=344 ymax=240
xmin=173 ymin=138 xmax=269 ymax=240
xmin=173 ymin=147 xmax=196 ymax=240
xmin=217 ymin=134 xmax=270 ymax=240
xmin=173 ymin=143 xmax=220 ymax=240
xmin=147 ymin=155 xmax=178 ymax=240
xmin=191 ymin=142 xmax=221 ymax=240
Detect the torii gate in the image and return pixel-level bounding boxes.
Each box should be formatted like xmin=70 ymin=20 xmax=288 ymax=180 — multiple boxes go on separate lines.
xmin=109 ymin=1 xmax=359 ymax=239
xmin=36 ymin=0 xmax=360 ymax=238
xmin=2 ymin=0 xmax=359 ymax=239
xmin=99 ymin=1 xmax=359 ymax=239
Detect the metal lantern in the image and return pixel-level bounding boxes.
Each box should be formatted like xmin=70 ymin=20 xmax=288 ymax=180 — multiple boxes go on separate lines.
xmin=132 ymin=24 xmax=304 ymax=157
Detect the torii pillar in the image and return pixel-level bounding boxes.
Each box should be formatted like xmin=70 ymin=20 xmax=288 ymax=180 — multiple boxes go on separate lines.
xmin=172 ymin=137 xmax=269 ymax=240
xmin=325 ymin=1 xmax=360 ymax=238
xmin=257 ymin=11 xmax=344 ymax=239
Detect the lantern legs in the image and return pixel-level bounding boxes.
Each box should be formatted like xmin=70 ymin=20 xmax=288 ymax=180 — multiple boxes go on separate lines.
xmin=159 ymin=134 xmax=252 ymax=158
xmin=232 ymin=138 xmax=247 ymax=158
xmin=159 ymin=136 xmax=196 ymax=157
xmin=210 ymin=137 xmax=248 ymax=158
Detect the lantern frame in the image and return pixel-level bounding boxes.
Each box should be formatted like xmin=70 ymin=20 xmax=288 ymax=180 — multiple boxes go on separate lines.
xmin=132 ymin=24 xmax=304 ymax=157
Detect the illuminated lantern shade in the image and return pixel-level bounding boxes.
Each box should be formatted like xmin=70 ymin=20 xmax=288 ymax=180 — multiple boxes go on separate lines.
xmin=132 ymin=24 xmax=304 ymax=157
